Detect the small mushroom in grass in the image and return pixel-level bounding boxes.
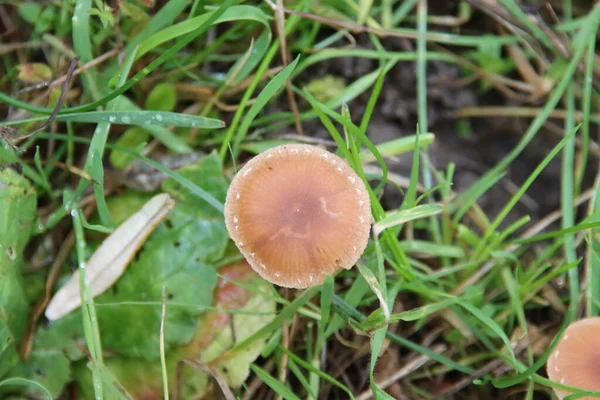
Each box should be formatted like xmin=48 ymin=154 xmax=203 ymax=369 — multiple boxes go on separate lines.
xmin=224 ymin=144 xmax=372 ymax=288
xmin=547 ymin=317 xmax=600 ymax=399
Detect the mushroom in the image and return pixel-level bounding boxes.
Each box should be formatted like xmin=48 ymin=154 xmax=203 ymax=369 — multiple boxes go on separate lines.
xmin=224 ymin=144 xmax=371 ymax=288
xmin=547 ymin=317 xmax=600 ymax=399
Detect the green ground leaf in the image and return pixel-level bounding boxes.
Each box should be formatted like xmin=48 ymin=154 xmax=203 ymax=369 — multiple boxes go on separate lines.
xmin=144 ymin=83 xmax=177 ymax=112
xmin=0 ymin=168 xmax=37 ymax=259
xmin=0 ymin=311 xmax=85 ymax=399
xmin=90 ymin=154 xmax=229 ymax=358
xmin=103 ymin=190 xmax=154 ymax=226
xmin=4 ymin=351 xmax=70 ymax=399
xmin=108 ymin=127 xmax=150 ymax=170
xmin=0 ymin=324 xmax=19 ymax=379
xmin=73 ymin=354 xmax=209 ymax=400
xmin=161 ymin=152 xmax=228 ymax=218
xmin=75 ymin=261 xmax=275 ymax=396
xmin=3 ymin=314 xmax=87 ymax=398
xmin=0 ymin=377 xmax=53 ymax=400
xmin=33 ymin=314 xmax=87 ymax=361
xmin=0 ymin=168 xmax=36 ymax=378
xmin=92 ymin=215 xmax=224 ymax=357
xmin=0 ymin=269 xmax=28 ymax=376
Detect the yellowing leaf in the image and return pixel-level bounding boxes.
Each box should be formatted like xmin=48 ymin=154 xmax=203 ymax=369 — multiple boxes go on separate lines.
xmin=182 ymin=260 xmax=276 ymax=387
xmin=17 ymin=63 xmax=52 ymax=84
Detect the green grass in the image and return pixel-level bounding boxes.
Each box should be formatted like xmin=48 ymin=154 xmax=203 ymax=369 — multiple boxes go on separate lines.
xmin=1 ymin=0 xmax=600 ymax=399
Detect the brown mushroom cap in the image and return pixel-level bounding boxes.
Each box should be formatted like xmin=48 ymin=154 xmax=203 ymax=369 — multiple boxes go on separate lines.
xmin=224 ymin=144 xmax=372 ymax=288
xmin=547 ymin=317 xmax=600 ymax=399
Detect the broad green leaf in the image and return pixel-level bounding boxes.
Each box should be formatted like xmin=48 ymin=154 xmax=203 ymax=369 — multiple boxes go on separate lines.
xmin=17 ymin=3 xmax=41 ymax=23
xmin=92 ymin=211 xmax=221 ymax=356
xmin=2 ymin=314 xmax=85 ymax=398
xmin=161 ymin=152 xmax=227 ymax=218
xmin=0 ymin=377 xmax=53 ymax=400
xmin=18 ymin=3 xmax=55 ymax=34
xmin=73 ymin=354 xmax=209 ymax=400
xmin=303 ymin=75 xmax=346 ymax=102
xmin=180 ymin=261 xmax=276 ymax=387
xmin=144 ymin=83 xmax=177 ymax=112
xmin=109 ymin=127 xmax=150 ymax=170
xmin=0 ymin=169 xmax=36 ymax=378
xmin=4 ymin=351 xmax=70 ymax=399
xmin=103 ymin=190 xmax=154 ymax=226
xmin=32 ymin=314 xmax=86 ymax=361
xmin=0 ymin=268 xmax=28 ymax=376
xmin=0 ymin=324 xmax=19 ymax=379
xmin=75 ymin=261 xmax=275 ymax=396
xmin=89 ymin=154 xmax=229 ymax=358
xmin=0 ymin=168 xmax=37 ymax=259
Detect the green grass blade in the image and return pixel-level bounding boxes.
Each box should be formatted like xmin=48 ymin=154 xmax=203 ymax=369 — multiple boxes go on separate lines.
xmin=125 ymin=0 xmax=192 ymax=51
xmin=91 ymin=149 xmax=114 ymax=229
xmin=250 ymin=364 xmax=300 ymax=400
xmin=374 ymin=204 xmax=443 ymax=236
xmin=72 ymin=0 xmax=99 ymax=100
xmin=0 ymin=0 xmax=236 ymax=116
xmin=220 ymin=286 xmax=320 ymax=361
xmin=287 ymin=359 xmax=316 ymax=399
xmin=452 ymin=168 xmax=505 ymax=225
xmin=4 ymin=111 xmax=224 ymax=129
xmin=399 ymin=240 xmax=464 ymax=258
xmin=501 ymin=268 xmax=532 ymax=364
xmin=229 ymin=56 xmax=300 ymax=157
xmin=280 ymin=347 xmax=356 ymax=399
xmin=473 ymin=4 xmax=600 ymax=241
xmin=390 ymin=298 xmax=461 ymax=322
xmin=358 ymin=134 xmax=434 ymax=163
xmin=332 ymin=295 xmax=475 ymax=374
xmin=476 ymin=125 xmax=581 ymax=258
